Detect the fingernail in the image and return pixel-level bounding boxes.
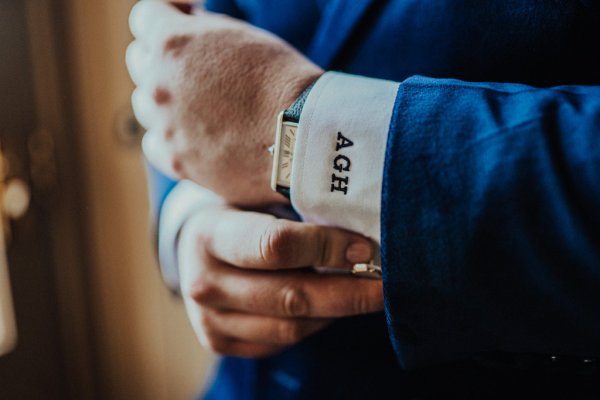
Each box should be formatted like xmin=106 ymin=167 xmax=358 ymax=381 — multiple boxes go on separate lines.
xmin=346 ymin=242 xmax=372 ymax=264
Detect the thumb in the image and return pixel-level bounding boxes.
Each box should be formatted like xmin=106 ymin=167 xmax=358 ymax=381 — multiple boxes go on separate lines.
xmin=208 ymin=211 xmax=374 ymax=270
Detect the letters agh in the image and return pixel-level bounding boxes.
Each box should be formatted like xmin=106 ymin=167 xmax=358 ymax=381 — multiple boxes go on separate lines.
xmin=331 ymin=131 xmax=353 ymax=195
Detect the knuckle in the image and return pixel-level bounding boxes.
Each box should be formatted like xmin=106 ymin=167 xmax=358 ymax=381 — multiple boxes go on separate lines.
xmin=170 ymin=157 xmax=184 ymax=177
xmin=259 ymin=220 xmax=295 ymax=266
xmin=153 ymin=86 xmax=172 ymax=105
xmin=280 ymin=285 xmax=309 ymax=317
xmin=164 ymin=127 xmax=176 ymax=141
xmin=166 ymin=146 xmax=194 ymax=180
xmin=163 ymin=34 xmax=193 ymax=58
xmin=189 ymin=278 xmax=216 ymax=304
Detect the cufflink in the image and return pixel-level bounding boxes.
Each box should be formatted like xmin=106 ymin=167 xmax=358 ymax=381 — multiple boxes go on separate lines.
xmin=352 ymin=261 xmax=382 ymax=279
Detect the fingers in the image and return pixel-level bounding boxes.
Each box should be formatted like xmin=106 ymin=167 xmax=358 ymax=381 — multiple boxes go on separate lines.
xmin=203 ymin=309 xmax=331 ymax=346
xmin=125 ymin=41 xmax=150 ymax=87
xmin=184 ymin=293 xmax=330 ymax=357
xmin=191 ymin=267 xmax=384 ymax=318
xmin=178 ymin=207 xmax=384 ymax=357
xmin=182 ymin=279 xmax=289 ymax=358
xmin=207 ymin=210 xmax=374 ymax=270
xmin=130 ymin=0 xmax=191 ymax=43
xmin=142 ymin=131 xmax=180 ymax=178
xmin=132 ymin=87 xmax=161 ymax=129
xmin=195 ymin=329 xmax=286 ymax=358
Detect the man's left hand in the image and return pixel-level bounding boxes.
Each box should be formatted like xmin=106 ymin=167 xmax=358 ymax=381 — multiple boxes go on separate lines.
xmin=127 ymin=0 xmax=323 ymax=206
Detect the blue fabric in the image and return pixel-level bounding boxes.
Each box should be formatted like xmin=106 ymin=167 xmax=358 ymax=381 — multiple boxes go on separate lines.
xmin=145 ymin=160 xmax=177 ymax=221
xmin=145 ymin=0 xmax=600 ymax=398
xmin=382 ymin=79 xmax=600 ymax=368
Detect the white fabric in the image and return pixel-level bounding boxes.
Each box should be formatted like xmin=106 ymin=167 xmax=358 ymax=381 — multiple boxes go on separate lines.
xmin=157 ymin=72 xmax=399 ymax=285
xmin=158 ymin=181 xmax=220 ymax=290
xmin=291 ymin=72 xmax=399 ymax=244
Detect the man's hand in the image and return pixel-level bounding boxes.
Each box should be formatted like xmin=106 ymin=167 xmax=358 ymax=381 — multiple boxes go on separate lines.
xmin=127 ymin=1 xmax=323 ymax=206
xmin=178 ymin=204 xmax=384 ymax=358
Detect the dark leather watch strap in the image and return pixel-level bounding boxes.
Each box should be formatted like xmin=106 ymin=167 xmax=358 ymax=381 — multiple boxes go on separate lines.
xmin=277 ymin=186 xmax=291 ymax=198
xmin=283 ymin=81 xmax=316 ymax=123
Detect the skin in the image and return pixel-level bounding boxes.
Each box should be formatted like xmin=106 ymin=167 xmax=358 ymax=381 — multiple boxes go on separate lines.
xmin=177 ymin=194 xmax=383 ymax=357
xmin=128 ymin=1 xmax=322 ymax=206
xmin=127 ymin=1 xmax=384 ymax=357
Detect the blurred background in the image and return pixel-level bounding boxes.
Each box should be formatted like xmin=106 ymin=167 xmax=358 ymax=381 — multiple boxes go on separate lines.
xmin=0 ymin=0 xmax=213 ymax=398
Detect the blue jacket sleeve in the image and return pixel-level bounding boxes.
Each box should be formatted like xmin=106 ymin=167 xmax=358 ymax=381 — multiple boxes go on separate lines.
xmin=381 ymin=76 xmax=600 ymax=368
xmin=146 ymin=161 xmax=178 ymax=223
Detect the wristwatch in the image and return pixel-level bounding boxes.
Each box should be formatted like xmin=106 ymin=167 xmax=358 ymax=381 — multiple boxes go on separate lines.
xmin=269 ymin=80 xmax=383 ymax=280
xmin=270 ymin=83 xmax=315 ymax=198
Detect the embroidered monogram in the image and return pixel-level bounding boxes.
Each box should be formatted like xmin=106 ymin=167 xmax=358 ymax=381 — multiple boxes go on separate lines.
xmin=331 ymin=132 xmax=354 ymax=195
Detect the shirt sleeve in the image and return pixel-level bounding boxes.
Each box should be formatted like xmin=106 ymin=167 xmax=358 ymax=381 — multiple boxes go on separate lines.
xmin=157 ymin=181 xmax=221 ymax=292
xmin=291 ymin=72 xmax=399 ymax=244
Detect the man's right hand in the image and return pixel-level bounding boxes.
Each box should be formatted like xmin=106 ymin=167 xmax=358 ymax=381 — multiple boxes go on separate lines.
xmin=178 ymin=204 xmax=384 ymax=358
xmin=128 ymin=1 xmax=323 ymax=207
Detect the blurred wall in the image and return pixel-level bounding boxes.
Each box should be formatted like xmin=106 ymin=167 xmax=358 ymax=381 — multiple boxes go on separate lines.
xmin=61 ymin=0 xmax=213 ymax=398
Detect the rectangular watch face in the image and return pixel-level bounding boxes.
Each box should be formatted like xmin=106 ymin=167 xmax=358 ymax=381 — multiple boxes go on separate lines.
xmin=277 ymin=122 xmax=296 ymax=186
xmin=271 ymin=112 xmax=297 ymax=191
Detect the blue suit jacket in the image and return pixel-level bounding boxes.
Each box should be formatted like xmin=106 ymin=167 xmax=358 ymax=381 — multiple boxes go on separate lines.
xmin=148 ymin=1 xmax=600 ymax=398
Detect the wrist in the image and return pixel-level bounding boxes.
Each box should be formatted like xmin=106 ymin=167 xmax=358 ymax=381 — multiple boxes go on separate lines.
xmin=270 ymin=76 xmax=320 ymax=199
xmin=242 ymin=68 xmax=323 ymax=206
xmin=277 ymin=70 xmax=323 ymax=112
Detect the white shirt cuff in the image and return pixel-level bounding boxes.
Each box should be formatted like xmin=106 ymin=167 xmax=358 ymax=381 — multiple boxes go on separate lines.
xmin=291 ymin=72 xmax=399 ymax=244
xmin=158 ymin=181 xmax=220 ymax=290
